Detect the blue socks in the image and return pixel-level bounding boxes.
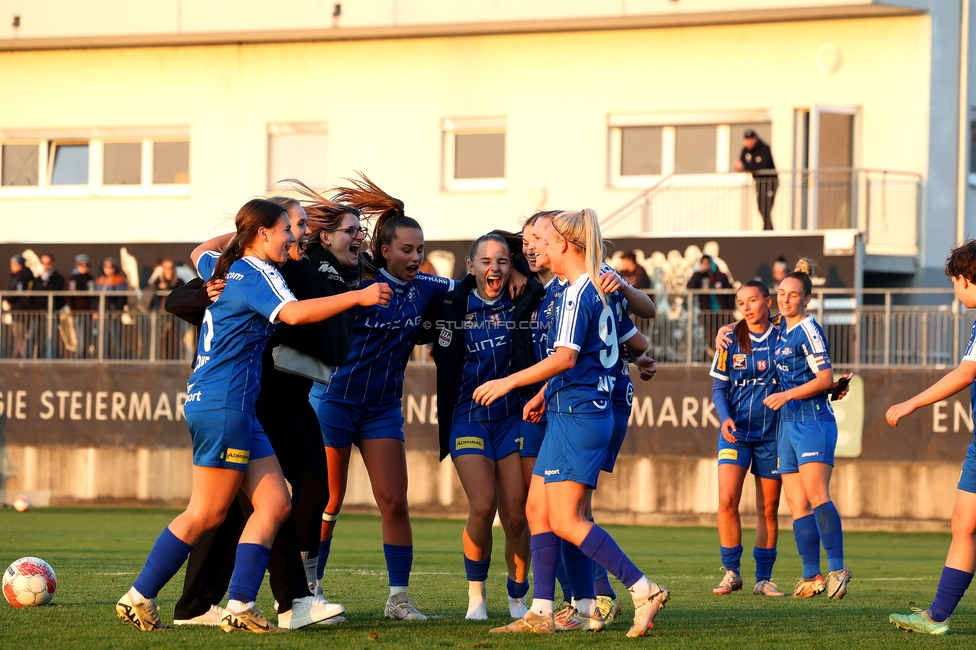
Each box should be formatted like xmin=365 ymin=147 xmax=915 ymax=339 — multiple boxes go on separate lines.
xmin=578 ymin=526 xmax=643 ymax=590
xmin=316 ymin=537 xmax=332 ymax=582
xmin=507 ymin=577 xmax=529 ymax=599
xmin=928 ymin=566 xmax=974 ymax=623
xmin=561 ymin=540 xmax=596 ymax=600
xmin=594 ymin=562 xmax=616 ymax=599
xmin=754 ymin=546 xmax=777 ymax=583
xmin=383 ymin=544 xmax=413 ymax=587
xmin=813 ymin=501 xmax=845 ymax=573
xmin=793 ymin=515 xmax=822 ymax=579
xmin=228 ymin=543 xmax=271 ymax=604
xmin=133 ymin=527 xmax=193 ymax=599
xmin=554 ymin=554 xmax=573 ymax=601
xmin=463 ymin=555 xmax=491 ymax=582
xmin=530 ymin=532 xmax=561 ymax=601
xmin=720 ymin=545 xmax=743 ymax=574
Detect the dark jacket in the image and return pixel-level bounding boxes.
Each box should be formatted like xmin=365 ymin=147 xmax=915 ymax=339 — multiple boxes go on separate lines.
xmin=688 ymin=269 xmax=734 ymax=311
xmin=739 ymin=139 xmax=776 ymax=175
xmin=509 ymin=276 xmax=548 ymax=399
xmin=66 ymin=271 xmax=95 ymax=311
xmin=419 ymin=275 xmax=537 ymax=460
xmin=35 ymin=270 xmax=66 ymax=311
xmin=8 ymin=268 xmax=35 ymax=310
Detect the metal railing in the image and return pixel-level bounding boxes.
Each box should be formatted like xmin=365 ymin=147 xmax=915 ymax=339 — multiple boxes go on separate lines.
xmin=2 ymin=287 xmax=969 ymax=369
xmin=0 ymin=290 xmax=192 ymax=363
xmin=601 ymin=168 xmax=922 ymax=257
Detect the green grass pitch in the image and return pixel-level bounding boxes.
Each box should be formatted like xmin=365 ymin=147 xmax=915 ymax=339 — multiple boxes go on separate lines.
xmin=0 ymin=508 xmax=972 ymax=648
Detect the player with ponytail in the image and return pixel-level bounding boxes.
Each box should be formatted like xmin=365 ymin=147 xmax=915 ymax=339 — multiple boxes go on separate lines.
xmin=763 ymin=259 xmax=850 ymax=600
xmin=116 ymin=198 xmax=391 ymax=633
xmin=474 ymin=209 xmax=669 ymax=638
xmin=308 ymin=174 xmax=453 ymax=621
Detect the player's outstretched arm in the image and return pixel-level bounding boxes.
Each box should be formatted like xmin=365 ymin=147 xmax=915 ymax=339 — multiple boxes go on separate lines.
xmin=473 ymin=347 xmax=577 ymax=406
xmin=279 ymin=283 xmax=392 ymax=326
xmin=190 ymin=233 xmax=236 ymax=268
xmin=599 ymin=270 xmax=656 ymax=318
xmin=887 ymin=360 xmax=976 ymax=426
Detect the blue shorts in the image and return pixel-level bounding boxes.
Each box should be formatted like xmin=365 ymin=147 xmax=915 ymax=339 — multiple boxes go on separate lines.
xmin=313 ymin=394 xmax=404 ymax=448
xmin=958 ymin=440 xmax=976 ymax=493
xmin=776 ymin=418 xmax=837 ymax=475
xmin=186 ymin=408 xmax=275 ymax=470
xmin=520 ymin=419 xmax=547 ymax=458
xmin=601 ymin=408 xmax=630 ymax=473
xmin=718 ymin=435 xmax=780 ymax=480
xmin=533 ymin=410 xmax=613 ymax=489
xmin=450 ymin=414 xmax=521 ymax=461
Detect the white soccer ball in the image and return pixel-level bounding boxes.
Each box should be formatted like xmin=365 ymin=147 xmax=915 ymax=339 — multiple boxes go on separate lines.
xmin=2 ymin=557 xmax=57 ymax=607
xmin=12 ymin=494 xmax=31 ymax=513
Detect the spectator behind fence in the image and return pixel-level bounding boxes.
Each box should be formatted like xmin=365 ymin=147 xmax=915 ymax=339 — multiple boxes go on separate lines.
xmin=36 ymin=253 xmax=66 ymax=311
xmin=6 ymin=254 xmax=36 ymax=358
xmin=96 ymin=257 xmax=129 ymax=358
xmin=617 ymin=251 xmax=651 ymax=289
xmin=147 ymin=259 xmax=186 ymax=360
xmin=735 ymin=129 xmax=778 ymax=231
xmin=65 ymin=255 xmax=95 ymax=358
xmin=770 ymin=256 xmax=789 ymax=295
xmin=689 ymin=254 xmax=734 ymax=360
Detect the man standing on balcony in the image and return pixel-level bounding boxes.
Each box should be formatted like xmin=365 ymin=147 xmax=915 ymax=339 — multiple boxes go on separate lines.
xmin=735 ymin=130 xmax=777 ymax=231
xmin=6 ymin=254 xmax=36 ymax=358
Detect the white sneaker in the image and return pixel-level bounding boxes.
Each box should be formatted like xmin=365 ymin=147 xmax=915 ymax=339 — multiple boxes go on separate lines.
xmin=173 ymin=604 xmax=226 ymax=626
xmin=384 ymin=592 xmax=428 ymax=621
xmin=313 ymin=595 xmax=347 ymax=625
xmin=276 ymin=595 xmax=345 ymax=630
xmin=508 ymin=596 xmax=528 ymax=619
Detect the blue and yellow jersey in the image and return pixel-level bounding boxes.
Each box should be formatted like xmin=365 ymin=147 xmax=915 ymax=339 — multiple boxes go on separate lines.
xmin=454 ymin=290 xmax=520 ymax=422
xmin=773 ymin=315 xmax=834 ymax=422
xmin=544 ymin=274 xmax=617 ymax=414
xmin=326 ymin=268 xmax=453 ymax=407
xmin=709 ymin=325 xmax=778 ymax=442
xmin=186 ymin=251 xmax=296 ymax=414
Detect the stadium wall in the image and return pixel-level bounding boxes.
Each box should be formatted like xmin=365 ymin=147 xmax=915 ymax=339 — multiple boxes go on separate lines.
xmin=0 ymin=363 xmax=967 ymax=530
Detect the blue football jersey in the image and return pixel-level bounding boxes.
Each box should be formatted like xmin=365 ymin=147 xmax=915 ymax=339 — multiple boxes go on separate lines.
xmin=963 ymin=320 xmax=976 ymax=440
xmin=773 ymin=315 xmax=834 ymax=422
xmin=185 ymin=251 xmax=297 ymax=414
xmin=544 ymin=274 xmax=618 ymax=414
xmin=610 ymin=290 xmax=639 ymax=416
xmin=326 ymin=268 xmax=453 ymax=407
xmin=454 ymin=290 xmax=519 ymax=422
xmin=709 ymin=325 xmax=778 ymax=442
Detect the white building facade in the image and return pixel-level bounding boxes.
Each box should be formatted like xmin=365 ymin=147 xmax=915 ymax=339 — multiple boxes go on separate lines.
xmin=0 ymin=0 xmax=973 ymax=287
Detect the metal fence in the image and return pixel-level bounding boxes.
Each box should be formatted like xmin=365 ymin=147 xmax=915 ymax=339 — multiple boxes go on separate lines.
xmin=0 ymin=290 xmax=192 ymax=363
xmin=2 ymin=287 xmax=970 ymax=369
xmin=629 ymin=287 xmax=966 ymax=369
xmin=600 ymin=168 xmax=922 ymax=257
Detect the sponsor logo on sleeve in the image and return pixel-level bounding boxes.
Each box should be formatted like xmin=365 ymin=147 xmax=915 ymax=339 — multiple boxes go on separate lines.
xmin=716 ymin=350 xmax=728 ymax=372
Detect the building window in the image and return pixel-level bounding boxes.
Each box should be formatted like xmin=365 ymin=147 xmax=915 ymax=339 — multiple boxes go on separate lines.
xmin=674 ymin=125 xmax=718 ymax=174
xmin=1 ymin=143 xmax=39 ymax=186
xmin=268 ymin=123 xmax=328 ymax=190
xmin=49 ymin=141 xmax=89 ymax=185
xmin=620 ymin=127 xmax=662 ymax=176
xmin=103 ymin=142 xmax=142 ymax=185
xmin=0 ymin=129 xmax=190 ymax=195
xmin=153 ymin=141 xmax=190 ymax=184
xmin=443 ymin=117 xmax=506 ymax=191
xmin=609 ymin=112 xmax=772 ymax=188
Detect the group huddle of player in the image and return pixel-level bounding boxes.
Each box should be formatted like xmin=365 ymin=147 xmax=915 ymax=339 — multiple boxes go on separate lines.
xmin=110 ymin=171 xmax=976 ymax=638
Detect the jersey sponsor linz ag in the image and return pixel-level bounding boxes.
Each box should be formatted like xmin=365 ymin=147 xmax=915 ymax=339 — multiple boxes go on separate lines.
xmin=327 ymin=268 xmax=453 ymax=407
xmin=544 ymin=275 xmax=618 ymax=414
xmin=454 ymin=290 xmax=520 ymax=422
xmin=773 ymin=315 xmax=834 ymax=422
xmin=185 ymin=251 xmax=297 ymax=414
xmin=709 ymin=326 xmax=778 ymax=442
